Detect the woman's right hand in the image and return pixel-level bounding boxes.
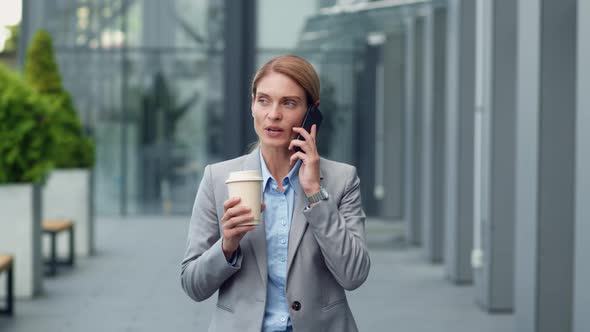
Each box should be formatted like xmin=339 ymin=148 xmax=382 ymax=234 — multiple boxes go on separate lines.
xmin=221 ymin=197 xmax=263 ymax=262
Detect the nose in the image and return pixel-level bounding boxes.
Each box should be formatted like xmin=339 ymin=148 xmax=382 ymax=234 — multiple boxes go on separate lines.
xmin=267 ymin=104 xmax=282 ymax=120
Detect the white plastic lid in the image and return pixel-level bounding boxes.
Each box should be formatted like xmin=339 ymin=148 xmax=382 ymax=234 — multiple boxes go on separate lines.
xmin=225 ymin=170 xmax=263 ymax=183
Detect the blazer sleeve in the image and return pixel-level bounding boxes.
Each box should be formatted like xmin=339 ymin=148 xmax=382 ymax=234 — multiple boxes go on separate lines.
xmin=303 ymin=166 xmax=370 ymax=290
xmin=180 ymin=165 xmax=243 ymax=302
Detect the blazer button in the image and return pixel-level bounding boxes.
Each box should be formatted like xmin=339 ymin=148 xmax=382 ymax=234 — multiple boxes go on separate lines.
xmin=291 ymin=301 xmax=301 ymax=311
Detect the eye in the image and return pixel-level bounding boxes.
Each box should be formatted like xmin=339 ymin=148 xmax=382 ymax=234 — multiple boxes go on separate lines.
xmin=257 ymin=97 xmax=269 ymax=105
xmin=283 ymin=100 xmax=297 ymax=108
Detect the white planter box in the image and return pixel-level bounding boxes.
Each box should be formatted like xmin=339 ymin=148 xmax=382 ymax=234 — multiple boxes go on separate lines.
xmin=0 ymin=183 xmax=43 ymax=299
xmin=42 ymin=168 xmax=94 ymax=258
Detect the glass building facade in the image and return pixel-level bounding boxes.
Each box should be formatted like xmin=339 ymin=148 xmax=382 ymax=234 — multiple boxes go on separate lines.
xmin=20 ymin=0 xmax=426 ymax=218
xmin=22 ymin=0 xmax=227 ymax=215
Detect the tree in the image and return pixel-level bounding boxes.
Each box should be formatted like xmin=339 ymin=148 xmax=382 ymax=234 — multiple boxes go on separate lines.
xmin=24 ymin=29 xmax=94 ymax=168
xmin=0 ymin=63 xmax=55 ymax=183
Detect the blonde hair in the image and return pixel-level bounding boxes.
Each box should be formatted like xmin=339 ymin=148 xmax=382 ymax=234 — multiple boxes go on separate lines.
xmin=251 ymin=55 xmax=320 ymax=106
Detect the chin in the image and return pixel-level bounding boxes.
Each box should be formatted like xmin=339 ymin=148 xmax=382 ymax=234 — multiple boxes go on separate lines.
xmin=260 ymin=139 xmax=289 ymax=150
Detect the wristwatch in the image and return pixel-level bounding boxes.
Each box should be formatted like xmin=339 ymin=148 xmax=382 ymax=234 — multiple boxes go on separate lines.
xmin=306 ymin=187 xmax=329 ymax=205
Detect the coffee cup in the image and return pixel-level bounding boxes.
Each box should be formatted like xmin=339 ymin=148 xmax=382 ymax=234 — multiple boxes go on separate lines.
xmin=225 ymin=170 xmax=263 ymax=225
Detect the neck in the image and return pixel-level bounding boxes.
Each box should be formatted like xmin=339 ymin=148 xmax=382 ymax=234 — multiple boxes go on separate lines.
xmin=260 ymin=145 xmax=295 ymax=181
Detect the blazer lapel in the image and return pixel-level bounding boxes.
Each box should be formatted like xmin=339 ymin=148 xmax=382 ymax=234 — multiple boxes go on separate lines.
xmin=240 ymin=150 xmax=325 ymax=285
xmin=241 ymin=147 xmax=267 ymax=287
xmin=287 ymin=168 xmax=324 ymax=278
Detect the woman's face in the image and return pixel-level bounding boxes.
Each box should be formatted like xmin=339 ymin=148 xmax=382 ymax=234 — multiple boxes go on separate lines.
xmin=252 ymin=72 xmax=308 ymax=150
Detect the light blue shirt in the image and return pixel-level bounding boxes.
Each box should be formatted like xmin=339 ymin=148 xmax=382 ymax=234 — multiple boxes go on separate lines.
xmin=260 ymin=151 xmax=301 ymax=332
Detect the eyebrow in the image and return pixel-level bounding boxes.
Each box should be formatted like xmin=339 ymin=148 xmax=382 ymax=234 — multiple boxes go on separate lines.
xmin=256 ymin=92 xmax=303 ymax=101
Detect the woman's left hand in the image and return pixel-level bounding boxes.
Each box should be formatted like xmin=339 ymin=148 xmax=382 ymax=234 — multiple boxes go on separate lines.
xmin=289 ymin=124 xmax=321 ymax=196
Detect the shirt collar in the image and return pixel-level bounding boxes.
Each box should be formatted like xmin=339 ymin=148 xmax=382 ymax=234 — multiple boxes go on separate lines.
xmin=259 ymin=150 xmax=302 ymax=193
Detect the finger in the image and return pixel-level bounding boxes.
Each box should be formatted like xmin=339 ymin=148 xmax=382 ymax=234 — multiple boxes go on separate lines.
xmin=289 ymin=151 xmax=306 ymax=167
xmin=311 ymin=124 xmax=317 ymax=140
xmin=292 ymin=127 xmax=314 ymax=142
xmin=222 ymin=205 xmax=251 ymax=223
xmin=288 ymin=138 xmax=308 ymax=152
xmin=224 ymin=213 xmax=255 ymax=229
xmin=227 ymin=213 xmax=255 ymax=228
xmin=223 ymin=197 xmax=241 ymax=211
xmin=225 ymin=204 xmax=251 ymax=217
xmin=225 ymin=222 xmax=256 ymax=237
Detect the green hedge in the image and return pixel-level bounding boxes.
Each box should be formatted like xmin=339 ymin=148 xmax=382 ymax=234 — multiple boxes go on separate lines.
xmin=0 ymin=64 xmax=55 ymax=184
xmin=25 ymin=30 xmax=95 ymax=168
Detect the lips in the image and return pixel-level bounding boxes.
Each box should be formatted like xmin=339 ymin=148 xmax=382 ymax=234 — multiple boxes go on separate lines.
xmin=264 ymin=126 xmax=285 ymax=138
xmin=264 ymin=126 xmax=284 ymax=133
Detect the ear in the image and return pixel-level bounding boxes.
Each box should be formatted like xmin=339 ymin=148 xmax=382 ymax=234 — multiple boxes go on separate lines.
xmin=315 ymin=100 xmax=320 ymax=107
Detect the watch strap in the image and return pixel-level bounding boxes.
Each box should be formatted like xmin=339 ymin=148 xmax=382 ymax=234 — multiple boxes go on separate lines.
xmin=306 ymin=187 xmax=328 ymax=204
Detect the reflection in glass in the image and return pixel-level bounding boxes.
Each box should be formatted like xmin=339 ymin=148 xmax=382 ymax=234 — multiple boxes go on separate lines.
xmin=45 ymin=0 xmax=225 ymax=215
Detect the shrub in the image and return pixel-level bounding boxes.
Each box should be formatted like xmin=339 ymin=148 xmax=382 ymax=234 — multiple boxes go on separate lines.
xmin=24 ymin=30 xmax=94 ymax=168
xmin=3 ymin=25 xmax=19 ymax=53
xmin=0 ymin=63 xmax=54 ymax=183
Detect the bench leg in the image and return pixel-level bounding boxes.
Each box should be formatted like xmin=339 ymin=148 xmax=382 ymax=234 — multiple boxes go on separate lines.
xmin=68 ymin=225 xmax=75 ymax=266
xmin=46 ymin=232 xmax=57 ymax=276
xmin=43 ymin=226 xmax=75 ymax=276
xmin=0 ymin=263 xmax=13 ymax=316
xmin=6 ymin=263 xmax=13 ymax=315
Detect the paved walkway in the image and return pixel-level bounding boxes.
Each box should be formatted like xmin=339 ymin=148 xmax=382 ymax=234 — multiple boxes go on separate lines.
xmin=0 ymin=216 xmax=514 ymax=332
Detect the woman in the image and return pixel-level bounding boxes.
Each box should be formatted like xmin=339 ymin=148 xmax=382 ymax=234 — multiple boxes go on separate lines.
xmin=181 ymin=55 xmax=370 ymax=332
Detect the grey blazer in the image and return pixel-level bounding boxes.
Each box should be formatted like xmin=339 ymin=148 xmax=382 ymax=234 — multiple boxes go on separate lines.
xmin=181 ymin=148 xmax=370 ymax=332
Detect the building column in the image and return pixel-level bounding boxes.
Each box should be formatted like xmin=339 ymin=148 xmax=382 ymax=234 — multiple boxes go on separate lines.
xmin=412 ymin=15 xmax=425 ymax=246
xmin=356 ymin=44 xmax=379 ymax=216
xmin=444 ymin=0 xmax=476 ymax=283
xmin=574 ymin=1 xmax=590 ymax=331
xmin=404 ymin=16 xmax=420 ymax=245
xmin=223 ymin=0 xmax=257 ymax=159
xmin=473 ymin=0 xmax=517 ymax=312
xmin=514 ymin=0 xmax=577 ymax=331
xmin=380 ymin=31 xmax=405 ymax=220
xmin=421 ymin=4 xmax=447 ymax=262
xmin=420 ymin=5 xmax=434 ymax=257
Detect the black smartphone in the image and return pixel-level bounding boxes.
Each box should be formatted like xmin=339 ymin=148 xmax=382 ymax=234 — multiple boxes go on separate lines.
xmin=294 ymin=104 xmax=323 ymax=152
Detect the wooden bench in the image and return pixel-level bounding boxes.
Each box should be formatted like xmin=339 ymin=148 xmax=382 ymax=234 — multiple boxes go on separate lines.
xmin=43 ymin=219 xmax=75 ymax=276
xmin=0 ymin=255 xmax=14 ymax=316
